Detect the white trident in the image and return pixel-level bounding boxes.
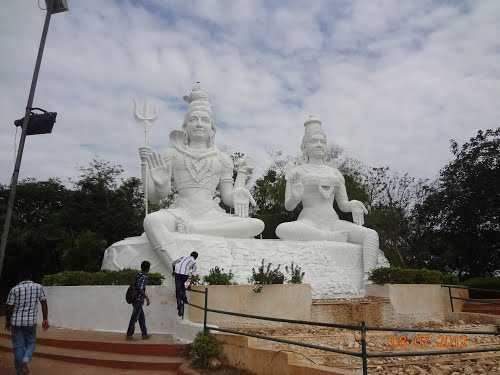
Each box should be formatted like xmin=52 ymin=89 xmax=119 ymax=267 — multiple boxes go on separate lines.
xmin=133 ymin=99 xmax=159 ymax=215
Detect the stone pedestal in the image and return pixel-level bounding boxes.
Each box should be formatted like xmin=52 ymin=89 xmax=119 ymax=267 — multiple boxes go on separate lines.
xmin=102 ymin=233 xmax=388 ymax=298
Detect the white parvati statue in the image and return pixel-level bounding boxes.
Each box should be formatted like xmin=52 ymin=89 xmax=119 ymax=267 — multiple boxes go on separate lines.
xmin=139 ymin=83 xmax=264 ymax=269
xmin=276 ymin=116 xmax=382 ymax=282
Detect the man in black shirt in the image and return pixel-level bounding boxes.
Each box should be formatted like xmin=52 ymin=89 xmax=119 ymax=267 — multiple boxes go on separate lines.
xmin=126 ymin=261 xmax=151 ymax=340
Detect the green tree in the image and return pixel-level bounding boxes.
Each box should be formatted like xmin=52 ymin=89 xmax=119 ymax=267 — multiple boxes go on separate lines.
xmin=0 ymin=179 xmax=70 ymax=295
xmin=60 ymin=230 xmax=107 ymax=272
xmin=408 ymin=128 xmax=500 ymax=277
xmin=252 ymin=168 xmax=298 ymax=238
xmin=0 ymin=159 xmax=145 ymax=296
xmin=64 ymin=159 xmax=144 ymax=245
xmin=361 ymin=167 xmax=428 ymax=267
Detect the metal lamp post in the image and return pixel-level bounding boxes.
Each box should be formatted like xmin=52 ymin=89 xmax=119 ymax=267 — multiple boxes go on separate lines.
xmin=0 ymin=0 xmax=69 ymax=277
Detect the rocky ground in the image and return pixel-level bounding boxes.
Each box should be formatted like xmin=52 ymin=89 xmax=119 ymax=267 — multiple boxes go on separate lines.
xmin=232 ymin=321 xmax=500 ymax=374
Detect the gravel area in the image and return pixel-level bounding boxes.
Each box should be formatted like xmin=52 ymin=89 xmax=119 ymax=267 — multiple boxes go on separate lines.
xmin=229 ymin=321 xmax=500 ymax=374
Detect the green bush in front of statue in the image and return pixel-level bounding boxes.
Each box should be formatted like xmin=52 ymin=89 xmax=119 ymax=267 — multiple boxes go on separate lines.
xmin=189 ymin=331 xmax=221 ymax=368
xmin=369 ymin=267 xmax=458 ymax=285
xmin=203 ymin=267 xmax=235 ymax=285
xmin=42 ymin=269 xmax=164 ymax=286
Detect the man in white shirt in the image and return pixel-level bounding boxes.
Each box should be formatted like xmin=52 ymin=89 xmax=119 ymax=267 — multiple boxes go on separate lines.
xmin=5 ymin=272 xmax=49 ymax=375
xmin=172 ymin=251 xmax=198 ymax=318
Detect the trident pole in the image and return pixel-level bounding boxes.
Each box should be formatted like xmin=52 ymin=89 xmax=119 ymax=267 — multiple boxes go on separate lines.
xmin=134 ymin=101 xmax=157 ymax=217
xmin=0 ymin=9 xmax=53 ymax=278
xmin=143 ymin=123 xmax=149 ymax=215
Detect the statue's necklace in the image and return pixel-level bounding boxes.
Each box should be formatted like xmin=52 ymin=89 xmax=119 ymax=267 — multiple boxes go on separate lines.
xmin=177 ymin=147 xmax=216 ymax=183
xmin=301 ymin=164 xmax=335 ymax=199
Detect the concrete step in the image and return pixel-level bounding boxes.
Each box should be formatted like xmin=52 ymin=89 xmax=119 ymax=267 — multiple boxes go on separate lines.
xmin=0 ymin=351 xmax=178 ymax=375
xmin=463 ymin=300 xmax=500 ymax=315
xmin=0 ymin=331 xmax=187 ymax=357
xmin=0 ymin=336 xmax=186 ymax=371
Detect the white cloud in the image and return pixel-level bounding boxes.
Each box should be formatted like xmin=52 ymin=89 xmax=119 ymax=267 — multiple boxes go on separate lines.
xmin=1 ymin=0 xmax=499 ymax=187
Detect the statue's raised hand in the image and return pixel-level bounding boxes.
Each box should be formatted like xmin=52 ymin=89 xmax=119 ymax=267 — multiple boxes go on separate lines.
xmin=233 ymin=187 xmax=256 ymax=218
xmin=142 ymin=150 xmax=171 ymax=188
xmin=289 ymin=172 xmax=304 ymax=201
xmin=350 ymin=200 xmax=368 ymax=226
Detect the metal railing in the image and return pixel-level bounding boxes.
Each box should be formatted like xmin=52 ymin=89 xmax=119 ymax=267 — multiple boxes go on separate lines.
xmin=187 ymin=287 xmax=500 ymax=375
xmin=441 ymin=284 xmax=500 ymax=313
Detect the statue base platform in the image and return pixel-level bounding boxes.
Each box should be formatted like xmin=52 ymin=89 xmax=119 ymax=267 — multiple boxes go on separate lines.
xmin=102 ymin=234 xmax=388 ymax=298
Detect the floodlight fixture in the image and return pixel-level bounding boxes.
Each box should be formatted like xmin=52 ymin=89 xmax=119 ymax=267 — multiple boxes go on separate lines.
xmin=45 ymin=0 xmax=69 ymax=14
xmin=14 ymin=108 xmax=57 ymax=135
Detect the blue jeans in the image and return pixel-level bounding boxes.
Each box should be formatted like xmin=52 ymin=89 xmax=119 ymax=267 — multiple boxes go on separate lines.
xmin=11 ymin=325 xmax=37 ymax=375
xmin=174 ymin=273 xmax=189 ymax=317
xmin=126 ymin=302 xmax=147 ymax=336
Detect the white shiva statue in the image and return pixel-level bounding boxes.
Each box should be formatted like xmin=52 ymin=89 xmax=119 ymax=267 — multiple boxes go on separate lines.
xmin=139 ymin=83 xmax=264 ymax=269
xmin=276 ymin=116 xmax=384 ymax=282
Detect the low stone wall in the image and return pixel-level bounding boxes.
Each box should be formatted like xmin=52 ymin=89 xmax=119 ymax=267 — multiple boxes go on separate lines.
xmin=217 ymin=333 xmax=342 ymax=375
xmin=311 ymin=297 xmax=387 ymax=325
xmin=366 ymin=284 xmax=469 ymax=324
xmin=188 ymin=284 xmax=312 ymax=326
xmin=44 ymin=285 xmax=202 ymax=342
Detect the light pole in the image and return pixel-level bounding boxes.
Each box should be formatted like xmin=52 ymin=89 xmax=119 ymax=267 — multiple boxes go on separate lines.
xmin=0 ymin=0 xmax=69 ymax=277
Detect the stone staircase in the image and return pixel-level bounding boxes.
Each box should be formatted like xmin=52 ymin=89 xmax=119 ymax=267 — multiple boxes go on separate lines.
xmin=0 ymin=326 xmax=188 ymax=373
xmin=462 ymin=299 xmax=500 ymax=315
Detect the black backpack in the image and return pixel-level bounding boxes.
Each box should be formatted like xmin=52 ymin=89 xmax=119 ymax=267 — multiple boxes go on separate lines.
xmin=125 ymin=279 xmax=137 ymax=304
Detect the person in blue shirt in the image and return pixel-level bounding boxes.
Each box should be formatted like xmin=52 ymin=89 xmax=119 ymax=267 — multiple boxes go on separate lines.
xmin=126 ymin=261 xmax=151 ymax=340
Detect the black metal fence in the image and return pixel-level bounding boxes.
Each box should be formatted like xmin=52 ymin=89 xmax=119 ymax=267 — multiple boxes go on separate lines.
xmin=188 ymin=287 xmax=500 ymax=375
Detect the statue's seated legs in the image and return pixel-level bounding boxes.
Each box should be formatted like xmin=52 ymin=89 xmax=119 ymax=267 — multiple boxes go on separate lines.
xmin=276 ymin=219 xmax=379 ymax=279
xmin=144 ymin=210 xmax=265 ymax=252
xmin=276 ymin=221 xmax=348 ymax=242
xmin=144 ymin=211 xmax=177 ymax=252
xmin=191 ymin=217 xmax=264 ymax=238
xmin=332 ymin=220 xmax=380 ymax=278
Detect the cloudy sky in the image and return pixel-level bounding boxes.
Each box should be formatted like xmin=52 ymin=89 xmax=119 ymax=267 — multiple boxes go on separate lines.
xmin=1 ymin=0 xmax=499 ymax=186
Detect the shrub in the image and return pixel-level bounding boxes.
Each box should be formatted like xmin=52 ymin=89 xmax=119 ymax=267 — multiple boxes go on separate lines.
xmin=248 ymin=259 xmax=284 ymax=293
xmin=203 ymin=267 xmax=234 ymax=285
xmin=285 ymin=262 xmax=305 ymax=284
xmin=369 ymin=267 xmax=458 ymax=285
xmin=463 ymin=277 xmax=500 ymax=298
xmin=441 ymin=272 xmax=460 ymax=285
xmin=189 ymin=274 xmax=201 ymax=286
xmin=189 ymin=332 xmax=221 ymax=368
xmin=42 ymin=269 xmax=164 ymax=286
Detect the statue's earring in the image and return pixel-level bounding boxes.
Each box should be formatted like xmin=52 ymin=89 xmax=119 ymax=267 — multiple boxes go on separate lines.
xmin=183 ymin=131 xmax=189 ymax=145
xmin=302 ymin=151 xmax=309 ymax=163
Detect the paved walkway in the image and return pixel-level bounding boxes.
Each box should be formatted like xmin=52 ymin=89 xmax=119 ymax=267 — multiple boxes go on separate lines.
xmin=0 ymin=352 xmax=176 ymax=375
xmin=0 ymin=316 xmax=181 ymax=344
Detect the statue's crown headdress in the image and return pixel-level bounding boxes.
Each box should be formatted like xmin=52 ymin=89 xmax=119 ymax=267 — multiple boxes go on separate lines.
xmin=301 ymin=115 xmax=326 ymax=152
xmin=183 ymin=82 xmax=213 ymax=117
xmin=303 ymin=115 xmax=322 ymax=135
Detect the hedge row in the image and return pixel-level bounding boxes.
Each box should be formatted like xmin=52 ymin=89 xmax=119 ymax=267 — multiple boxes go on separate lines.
xmin=463 ymin=277 xmax=500 ymax=298
xmin=463 ymin=277 xmax=500 ymax=290
xmin=42 ymin=269 xmax=164 ymax=286
xmin=369 ymin=267 xmax=458 ymax=285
